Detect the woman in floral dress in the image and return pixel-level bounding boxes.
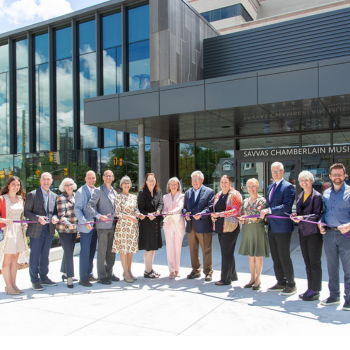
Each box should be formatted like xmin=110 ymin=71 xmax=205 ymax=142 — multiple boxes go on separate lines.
xmin=112 ymin=176 xmax=144 ymax=283
xmin=238 ymin=178 xmax=269 ymax=290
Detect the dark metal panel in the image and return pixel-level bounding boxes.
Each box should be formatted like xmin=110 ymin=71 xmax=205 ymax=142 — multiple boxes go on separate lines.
xmin=95 ymin=11 xmax=104 ymax=149
xmin=319 ymin=62 xmax=350 ymax=98
xmin=160 ymin=83 xmax=204 ymax=115
xmin=84 ymin=97 xmax=119 ymax=124
xmin=204 ymin=7 xmax=350 ymax=79
xmin=258 ymin=68 xmax=318 ymax=104
xmin=205 ymin=77 xmax=258 ymax=110
xmin=28 ymin=32 xmax=36 ymax=153
xmin=9 ymin=38 xmax=16 ymax=154
xmin=72 ymin=19 xmax=80 ymax=150
xmin=48 ymin=26 xmax=57 ymax=152
xmin=120 ymin=91 xmax=159 ymax=120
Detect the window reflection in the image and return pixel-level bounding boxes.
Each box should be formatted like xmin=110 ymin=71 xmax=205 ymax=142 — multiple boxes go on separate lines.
xmin=0 ymin=72 xmax=9 ymax=154
xmin=55 ymin=27 xmax=72 ymax=60
xmin=36 ymin=64 xmax=50 ymax=151
xmin=17 ymin=68 xmax=29 ymax=153
xmin=103 ymin=12 xmax=122 ymax=49
xmin=35 ymin=33 xmax=49 ymax=65
xmin=103 ymin=46 xmax=122 ymax=95
xmin=0 ymin=44 xmax=9 ymax=73
xmin=0 ymin=155 xmax=13 ymax=188
xmin=79 ymin=20 xmax=96 ymax=54
xmin=79 ymin=52 xmax=97 ymax=148
xmin=16 ymin=40 xmax=28 ymax=69
xmin=128 ymin=40 xmax=150 ymax=91
xmin=56 ymin=58 xmax=73 ymax=154
xmin=128 ymin=4 xmax=149 ymax=43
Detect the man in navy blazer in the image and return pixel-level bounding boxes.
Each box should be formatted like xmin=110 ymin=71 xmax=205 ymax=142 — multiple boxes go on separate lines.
xmin=260 ymin=162 xmax=296 ymax=295
xmin=183 ymin=171 xmax=214 ymax=281
xmin=75 ymin=170 xmax=98 ymax=287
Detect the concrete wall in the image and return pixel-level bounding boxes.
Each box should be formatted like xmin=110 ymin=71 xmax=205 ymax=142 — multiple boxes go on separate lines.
xmin=149 ymin=0 xmax=219 ymax=88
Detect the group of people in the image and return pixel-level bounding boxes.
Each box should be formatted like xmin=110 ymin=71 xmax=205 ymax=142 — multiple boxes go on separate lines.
xmin=0 ymin=162 xmax=349 ymax=312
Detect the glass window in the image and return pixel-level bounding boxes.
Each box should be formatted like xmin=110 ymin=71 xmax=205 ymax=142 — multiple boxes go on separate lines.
xmin=55 ymin=27 xmax=72 ymax=60
xmin=104 ymin=129 xmax=123 ymax=148
xmin=17 ymin=68 xmax=29 ymax=153
xmin=0 ymin=155 xmax=13 ymax=187
xmin=0 ymin=72 xmax=9 ymax=154
xmin=178 ymin=143 xmax=195 ymax=191
xmin=16 ymin=39 xmax=28 ymax=69
xmin=333 ymin=131 xmax=350 ymax=145
xmin=102 ymin=12 xmax=122 ymax=49
xmin=301 ymin=155 xmax=332 ymax=193
xmin=103 ymin=46 xmax=122 ymax=95
xmin=302 ymin=133 xmax=330 ymax=147
xmin=35 ymin=33 xmax=49 ymax=65
xmin=56 ymin=58 xmax=73 ymax=152
xmin=0 ymin=44 xmax=9 ymax=73
xmin=238 ymin=135 xmax=299 ymax=150
xmin=36 ymin=64 xmax=50 ymax=151
xmin=128 ymin=4 xmax=149 ymax=43
xmin=201 ymin=12 xmax=210 ymax=22
xmin=79 ymin=20 xmax=96 ymax=54
xmin=79 ymin=53 xmax=97 ymax=148
xmin=211 ymin=9 xmax=221 ymax=22
xmin=128 ymin=40 xmax=150 ymax=91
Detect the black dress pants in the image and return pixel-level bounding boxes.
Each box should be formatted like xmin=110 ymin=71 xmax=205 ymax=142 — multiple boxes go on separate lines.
xmin=59 ymin=231 xmax=78 ymax=278
xmin=217 ymin=226 xmax=240 ymax=284
xmin=299 ymin=232 xmax=323 ymax=291
xmin=268 ymin=229 xmax=295 ymax=287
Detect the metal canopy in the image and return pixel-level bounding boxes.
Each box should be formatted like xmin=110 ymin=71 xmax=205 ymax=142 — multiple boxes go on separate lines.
xmin=84 ymin=56 xmax=350 ymax=143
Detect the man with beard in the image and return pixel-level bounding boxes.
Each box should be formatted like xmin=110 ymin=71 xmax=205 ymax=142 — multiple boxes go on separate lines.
xmin=319 ymin=163 xmax=350 ymax=311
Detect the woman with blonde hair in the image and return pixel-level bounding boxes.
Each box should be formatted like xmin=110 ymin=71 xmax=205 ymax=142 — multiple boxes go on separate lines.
xmin=239 ymin=178 xmax=269 ymax=290
xmin=0 ymin=176 xmax=29 ymax=295
xmin=57 ymin=177 xmax=78 ymax=288
xmin=162 ymin=177 xmax=185 ymax=278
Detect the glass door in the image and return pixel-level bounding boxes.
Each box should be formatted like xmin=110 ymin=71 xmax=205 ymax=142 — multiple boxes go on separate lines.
xmin=238 ymin=161 xmax=265 ymax=199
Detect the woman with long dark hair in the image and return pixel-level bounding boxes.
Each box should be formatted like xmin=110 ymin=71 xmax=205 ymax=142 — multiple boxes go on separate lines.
xmin=0 ymin=176 xmax=29 ymax=295
xmin=138 ymin=173 xmax=163 ymax=278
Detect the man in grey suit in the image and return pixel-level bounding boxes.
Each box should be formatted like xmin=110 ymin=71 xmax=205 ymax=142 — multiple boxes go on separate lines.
xmin=24 ymin=172 xmax=59 ymax=291
xmin=75 ymin=170 xmax=98 ymax=287
xmin=87 ymin=169 xmax=119 ymax=284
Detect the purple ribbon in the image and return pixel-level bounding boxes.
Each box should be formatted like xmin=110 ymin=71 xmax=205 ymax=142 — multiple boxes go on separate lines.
xmin=241 ymin=214 xmax=349 ymax=237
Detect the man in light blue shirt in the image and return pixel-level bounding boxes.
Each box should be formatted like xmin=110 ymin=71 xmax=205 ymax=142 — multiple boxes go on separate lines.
xmin=319 ymin=163 xmax=350 ymax=311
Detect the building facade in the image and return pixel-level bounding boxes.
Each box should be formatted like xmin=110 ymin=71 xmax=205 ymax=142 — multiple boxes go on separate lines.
xmin=1 ymin=0 xmax=350 ymax=199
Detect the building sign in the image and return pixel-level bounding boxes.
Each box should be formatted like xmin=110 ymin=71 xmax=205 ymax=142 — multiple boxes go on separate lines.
xmin=236 ymin=145 xmax=350 ymax=159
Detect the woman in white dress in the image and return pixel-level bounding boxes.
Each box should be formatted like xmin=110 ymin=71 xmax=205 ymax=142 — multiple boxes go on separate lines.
xmin=0 ymin=176 xmax=29 ymax=295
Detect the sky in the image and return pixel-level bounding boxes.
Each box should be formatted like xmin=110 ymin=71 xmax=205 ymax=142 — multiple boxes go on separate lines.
xmin=0 ymin=0 xmax=110 ymax=34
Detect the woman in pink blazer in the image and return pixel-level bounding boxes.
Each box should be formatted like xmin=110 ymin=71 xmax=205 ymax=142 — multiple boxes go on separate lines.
xmin=162 ymin=177 xmax=186 ymax=279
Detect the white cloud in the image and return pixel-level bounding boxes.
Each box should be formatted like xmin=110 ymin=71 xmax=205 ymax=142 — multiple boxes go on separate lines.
xmin=0 ymin=0 xmax=73 ymax=25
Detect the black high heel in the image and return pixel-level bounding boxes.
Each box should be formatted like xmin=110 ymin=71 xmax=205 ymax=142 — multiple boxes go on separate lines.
xmin=67 ymin=283 xmax=74 ymax=289
xmin=62 ymin=275 xmax=78 ymax=282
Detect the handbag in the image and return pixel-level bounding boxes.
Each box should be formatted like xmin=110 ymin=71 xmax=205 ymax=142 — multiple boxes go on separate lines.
xmin=0 ymin=228 xmax=4 ymax=242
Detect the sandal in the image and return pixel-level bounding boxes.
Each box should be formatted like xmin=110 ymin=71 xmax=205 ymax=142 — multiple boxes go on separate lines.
xmin=144 ymin=270 xmax=158 ymax=279
xmin=151 ymin=269 xmax=160 ymax=277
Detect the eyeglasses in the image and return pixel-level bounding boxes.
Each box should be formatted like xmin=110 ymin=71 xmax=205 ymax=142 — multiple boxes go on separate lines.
xmin=330 ymin=173 xmax=345 ymax=178
xmin=122 ymin=182 xmax=131 ymax=185
xmin=64 ymin=184 xmax=74 ymax=187
xmin=271 ymin=170 xmax=282 ymax=174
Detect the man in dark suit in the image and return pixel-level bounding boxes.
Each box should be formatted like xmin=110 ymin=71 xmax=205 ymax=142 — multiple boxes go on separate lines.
xmin=24 ymin=172 xmax=59 ymax=291
xmin=87 ymin=170 xmax=119 ymax=285
xmin=75 ymin=170 xmax=98 ymax=287
xmin=260 ymin=162 xmax=296 ymax=295
xmin=183 ymin=171 xmax=214 ymax=281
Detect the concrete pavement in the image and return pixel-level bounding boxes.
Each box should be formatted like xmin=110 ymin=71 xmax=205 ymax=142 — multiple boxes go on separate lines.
xmin=0 ymin=231 xmax=349 ymax=336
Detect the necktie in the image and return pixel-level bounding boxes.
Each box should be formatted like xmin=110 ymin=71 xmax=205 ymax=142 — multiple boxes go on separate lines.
xmin=269 ymin=182 xmax=277 ymax=201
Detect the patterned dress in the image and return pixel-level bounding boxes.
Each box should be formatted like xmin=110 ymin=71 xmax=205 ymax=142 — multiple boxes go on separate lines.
xmin=238 ymin=195 xmax=269 ymax=257
xmin=112 ymin=193 xmax=140 ymax=254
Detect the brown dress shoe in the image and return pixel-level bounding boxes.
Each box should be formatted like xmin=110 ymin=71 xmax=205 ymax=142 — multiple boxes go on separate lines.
xmin=87 ymin=276 xmax=98 ymax=282
xmin=79 ymin=280 xmax=93 ymax=287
